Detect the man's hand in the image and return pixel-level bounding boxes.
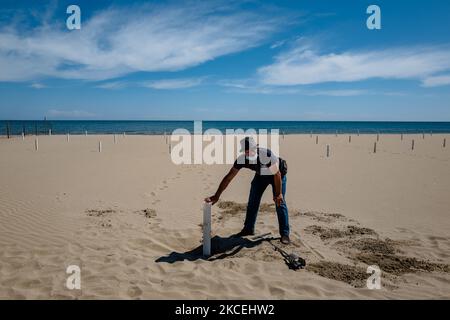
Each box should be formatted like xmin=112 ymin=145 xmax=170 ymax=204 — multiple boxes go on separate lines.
xmin=205 ymin=195 xmax=219 ymax=205
xmin=274 ymin=194 xmax=283 ymax=207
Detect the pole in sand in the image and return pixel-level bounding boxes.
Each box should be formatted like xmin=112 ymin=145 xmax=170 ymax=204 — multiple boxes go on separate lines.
xmin=349 ymin=135 xmax=351 ymax=143
xmin=203 ymin=202 xmax=212 ymax=257
xmin=401 ymin=133 xmax=403 ymax=141
xmin=85 ymin=130 xmax=88 ymax=137
xmin=412 ymin=139 xmax=415 ymax=151
xmin=316 ymin=136 xmax=318 ymax=145
xmin=99 ymin=141 xmax=102 ymax=153
xmin=377 ymin=133 xmax=379 ymax=142
xmin=373 ymin=142 xmax=377 ymax=154
xmin=326 ymin=144 xmax=330 ymax=157
xmin=35 ymin=138 xmax=39 ymax=151
xmin=22 ymin=132 xmax=25 ymax=140
xmin=444 ymin=138 xmax=446 ymax=148
xmin=114 ymin=134 xmax=117 ymax=144
xmin=67 ymin=133 xmax=70 ymax=142
xmin=49 ymin=129 xmax=52 ymax=136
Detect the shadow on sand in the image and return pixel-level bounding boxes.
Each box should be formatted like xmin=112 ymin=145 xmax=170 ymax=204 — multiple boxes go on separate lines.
xmin=155 ymin=234 xmax=273 ymax=263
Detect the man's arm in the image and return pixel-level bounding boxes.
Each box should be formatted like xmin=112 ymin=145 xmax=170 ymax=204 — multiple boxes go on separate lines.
xmin=205 ymin=167 xmax=239 ymax=205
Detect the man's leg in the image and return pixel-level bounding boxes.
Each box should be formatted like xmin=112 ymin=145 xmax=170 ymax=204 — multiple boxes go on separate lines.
xmin=272 ymin=175 xmax=290 ymax=236
xmin=243 ymin=175 xmax=268 ymax=232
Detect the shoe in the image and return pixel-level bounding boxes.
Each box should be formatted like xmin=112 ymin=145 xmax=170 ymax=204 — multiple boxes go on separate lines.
xmin=280 ymin=235 xmax=291 ymax=245
xmin=233 ymin=228 xmax=255 ymax=237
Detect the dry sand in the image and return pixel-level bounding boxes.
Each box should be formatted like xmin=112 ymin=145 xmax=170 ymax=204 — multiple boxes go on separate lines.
xmin=0 ymin=133 xmax=449 ymax=299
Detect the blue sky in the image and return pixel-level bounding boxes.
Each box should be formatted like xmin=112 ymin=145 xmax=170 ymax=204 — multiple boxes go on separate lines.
xmin=0 ymin=0 xmax=450 ymax=120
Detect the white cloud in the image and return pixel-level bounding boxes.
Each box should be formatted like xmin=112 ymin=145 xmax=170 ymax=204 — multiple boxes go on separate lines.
xmin=0 ymin=2 xmax=285 ymax=82
xmin=220 ymin=79 xmax=370 ymax=96
xmin=422 ymin=74 xmax=450 ymax=87
xmin=142 ymin=78 xmax=204 ymax=90
xmin=306 ymin=89 xmax=368 ymax=96
xmin=30 ymin=83 xmax=47 ymax=89
xmin=47 ymin=109 xmax=95 ymax=118
xmin=258 ymin=44 xmax=450 ymax=85
xmin=95 ymin=81 xmax=128 ymax=90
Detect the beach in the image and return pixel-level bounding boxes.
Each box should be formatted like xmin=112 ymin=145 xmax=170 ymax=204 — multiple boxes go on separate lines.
xmin=0 ymin=133 xmax=449 ymax=299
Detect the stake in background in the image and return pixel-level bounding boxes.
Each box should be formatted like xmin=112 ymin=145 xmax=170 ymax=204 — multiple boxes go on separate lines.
xmin=203 ymin=202 xmax=212 ymax=257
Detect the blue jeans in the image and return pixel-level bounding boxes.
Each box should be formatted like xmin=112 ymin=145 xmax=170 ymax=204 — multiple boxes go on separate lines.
xmin=244 ymin=174 xmax=290 ymax=236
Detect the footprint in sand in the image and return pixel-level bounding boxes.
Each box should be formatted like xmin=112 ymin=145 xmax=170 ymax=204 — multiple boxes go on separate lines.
xmin=127 ymin=286 xmax=143 ymax=298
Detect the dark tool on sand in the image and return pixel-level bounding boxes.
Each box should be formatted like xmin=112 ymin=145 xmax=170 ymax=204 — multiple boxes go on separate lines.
xmin=269 ymin=240 xmax=306 ymax=270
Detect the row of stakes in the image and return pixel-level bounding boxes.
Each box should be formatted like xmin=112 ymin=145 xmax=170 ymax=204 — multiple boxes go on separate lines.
xmin=312 ymin=131 xmax=446 ymax=157
xmin=22 ymin=130 xmax=448 ymax=154
xmin=30 ymin=131 xmax=128 ymax=152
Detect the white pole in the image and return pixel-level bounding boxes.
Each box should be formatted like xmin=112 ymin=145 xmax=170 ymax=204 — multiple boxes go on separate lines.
xmin=35 ymin=138 xmax=39 ymax=151
xmin=99 ymin=141 xmax=102 ymax=153
xmin=49 ymin=129 xmax=52 ymax=136
xmin=22 ymin=132 xmax=25 ymax=140
xmin=114 ymin=134 xmax=117 ymax=144
xmin=67 ymin=133 xmax=70 ymax=142
xmin=123 ymin=132 xmax=125 ymax=138
xmin=85 ymin=130 xmax=88 ymax=137
xmin=203 ymin=202 xmax=211 ymax=257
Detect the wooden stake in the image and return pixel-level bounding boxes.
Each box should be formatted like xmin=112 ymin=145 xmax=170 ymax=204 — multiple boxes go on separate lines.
xmin=349 ymin=135 xmax=351 ymax=143
xmin=412 ymin=139 xmax=415 ymax=150
xmin=35 ymin=138 xmax=39 ymax=151
xmin=67 ymin=133 xmax=70 ymax=142
xmin=316 ymin=135 xmax=318 ymax=145
xmin=6 ymin=122 xmax=10 ymax=139
xmin=99 ymin=141 xmax=102 ymax=153
xmin=444 ymin=138 xmax=446 ymax=148
xmin=203 ymin=202 xmax=212 ymax=257
xmin=373 ymin=142 xmax=377 ymax=153
xmin=326 ymin=145 xmax=330 ymax=157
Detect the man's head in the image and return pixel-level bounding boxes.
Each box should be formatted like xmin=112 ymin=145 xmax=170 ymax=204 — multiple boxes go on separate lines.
xmin=240 ymin=137 xmax=257 ymax=158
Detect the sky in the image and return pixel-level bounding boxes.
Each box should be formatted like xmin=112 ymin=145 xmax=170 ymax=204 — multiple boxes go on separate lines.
xmin=0 ymin=0 xmax=450 ymax=121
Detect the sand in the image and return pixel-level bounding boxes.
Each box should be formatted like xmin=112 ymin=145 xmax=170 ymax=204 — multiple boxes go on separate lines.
xmin=0 ymin=133 xmax=449 ymax=299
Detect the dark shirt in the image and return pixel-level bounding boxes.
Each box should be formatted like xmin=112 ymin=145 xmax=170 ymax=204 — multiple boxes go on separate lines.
xmin=233 ymin=148 xmax=285 ymax=176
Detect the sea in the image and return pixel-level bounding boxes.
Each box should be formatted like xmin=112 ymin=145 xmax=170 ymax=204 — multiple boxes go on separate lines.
xmin=2 ymin=120 xmax=450 ymax=135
